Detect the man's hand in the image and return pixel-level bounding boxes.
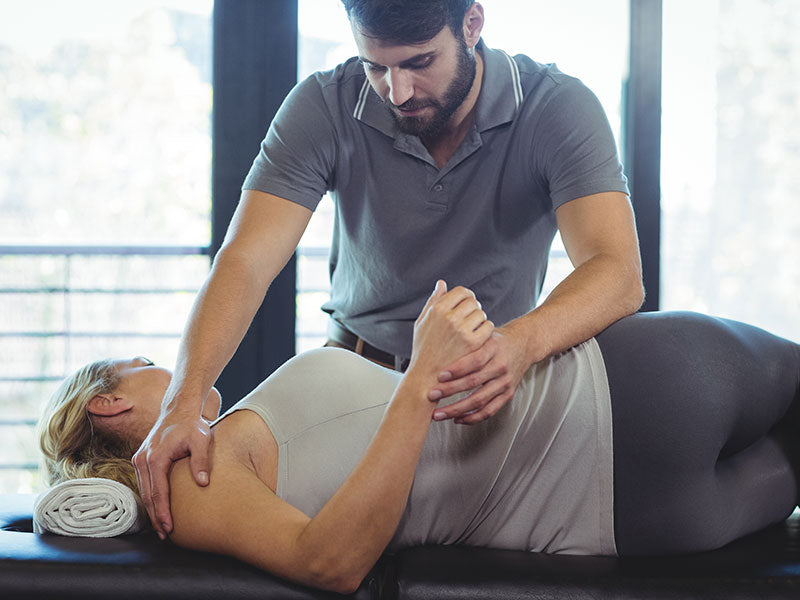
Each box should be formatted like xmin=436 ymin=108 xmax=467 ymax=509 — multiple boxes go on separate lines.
xmin=428 ymin=322 xmax=531 ymax=424
xmin=132 ymin=407 xmax=212 ymax=540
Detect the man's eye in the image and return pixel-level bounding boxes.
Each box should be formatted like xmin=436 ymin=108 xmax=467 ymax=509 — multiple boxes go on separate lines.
xmin=366 ymin=63 xmax=386 ymax=73
xmin=408 ymin=59 xmax=433 ymax=70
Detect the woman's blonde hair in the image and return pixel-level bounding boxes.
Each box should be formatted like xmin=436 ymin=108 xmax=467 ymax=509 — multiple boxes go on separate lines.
xmin=38 ymin=359 xmax=139 ymax=496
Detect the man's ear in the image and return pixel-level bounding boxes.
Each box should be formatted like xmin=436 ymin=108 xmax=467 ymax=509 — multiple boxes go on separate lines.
xmin=87 ymin=393 xmax=134 ymax=417
xmin=463 ymin=2 xmax=485 ymax=48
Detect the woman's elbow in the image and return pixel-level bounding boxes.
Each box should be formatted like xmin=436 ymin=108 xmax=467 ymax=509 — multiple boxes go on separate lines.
xmin=304 ymin=559 xmax=366 ymax=595
xmin=329 ymin=576 xmax=364 ymax=596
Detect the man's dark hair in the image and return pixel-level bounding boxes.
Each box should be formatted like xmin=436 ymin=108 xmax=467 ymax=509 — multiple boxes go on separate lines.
xmin=341 ymin=0 xmax=474 ymax=45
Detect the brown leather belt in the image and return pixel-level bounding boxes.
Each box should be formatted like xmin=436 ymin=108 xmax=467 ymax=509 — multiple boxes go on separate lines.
xmin=326 ymin=319 xmax=409 ymax=372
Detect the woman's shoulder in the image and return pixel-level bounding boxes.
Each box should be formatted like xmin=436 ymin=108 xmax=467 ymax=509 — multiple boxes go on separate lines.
xmin=167 ymin=415 xmax=311 ymax=576
xmin=169 ymin=410 xmax=280 ymax=527
xmin=169 ymin=411 xmax=273 ymax=493
xmin=212 ymin=410 xmax=279 ymax=492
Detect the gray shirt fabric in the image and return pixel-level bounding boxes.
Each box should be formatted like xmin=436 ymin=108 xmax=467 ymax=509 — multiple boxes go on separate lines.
xmin=216 ymin=344 xmax=616 ymax=556
xmin=242 ymin=41 xmax=629 ymax=359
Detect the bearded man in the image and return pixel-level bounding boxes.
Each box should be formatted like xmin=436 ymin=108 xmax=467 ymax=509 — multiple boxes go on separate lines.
xmin=134 ymin=0 xmax=644 ymax=541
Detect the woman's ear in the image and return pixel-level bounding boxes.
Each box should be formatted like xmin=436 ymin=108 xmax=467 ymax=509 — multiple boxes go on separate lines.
xmin=87 ymin=393 xmax=134 ymax=417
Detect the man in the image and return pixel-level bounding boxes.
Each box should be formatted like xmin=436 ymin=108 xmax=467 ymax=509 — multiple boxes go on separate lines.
xmin=134 ymin=0 xmax=644 ymax=540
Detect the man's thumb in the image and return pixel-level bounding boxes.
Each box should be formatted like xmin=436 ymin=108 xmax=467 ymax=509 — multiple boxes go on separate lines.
xmin=190 ymin=451 xmax=210 ymax=486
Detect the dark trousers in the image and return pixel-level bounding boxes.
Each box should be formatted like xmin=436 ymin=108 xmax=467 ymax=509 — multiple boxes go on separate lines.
xmin=596 ymin=311 xmax=800 ymax=555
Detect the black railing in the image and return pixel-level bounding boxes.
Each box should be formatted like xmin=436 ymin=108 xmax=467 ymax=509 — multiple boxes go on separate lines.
xmin=0 ymin=244 xmax=211 ymax=478
xmin=0 ymin=243 xmax=328 ymax=479
xmin=0 ymin=245 xmax=209 ymax=256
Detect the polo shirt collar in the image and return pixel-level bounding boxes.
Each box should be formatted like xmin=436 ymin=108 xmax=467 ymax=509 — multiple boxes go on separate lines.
xmin=353 ymin=74 xmax=396 ymax=139
xmin=474 ymin=39 xmax=524 ymax=132
xmin=354 ymin=38 xmax=523 ymax=139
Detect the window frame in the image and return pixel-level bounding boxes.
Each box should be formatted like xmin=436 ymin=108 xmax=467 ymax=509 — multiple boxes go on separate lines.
xmin=211 ymin=1 xmax=299 ymax=408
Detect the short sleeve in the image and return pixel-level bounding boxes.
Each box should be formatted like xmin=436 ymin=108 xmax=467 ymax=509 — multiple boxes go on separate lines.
xmin=534 ymin=78 xmax=629 ymax=209
xmin=242 ymin=73 xmax=338 ymax=211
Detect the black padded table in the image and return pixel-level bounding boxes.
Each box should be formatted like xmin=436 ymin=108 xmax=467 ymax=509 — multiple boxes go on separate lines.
xmin=0 ymin=494 xmax=379 ymax=599
xmin=390 ymin=519 xmax=800 ymax=599
xmin=3 ymin=494 xmax=800 ymax=599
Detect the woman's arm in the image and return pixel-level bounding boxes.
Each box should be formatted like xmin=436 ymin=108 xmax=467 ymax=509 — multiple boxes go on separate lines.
xmin=169 ymin=282 xmax=491 ymax=593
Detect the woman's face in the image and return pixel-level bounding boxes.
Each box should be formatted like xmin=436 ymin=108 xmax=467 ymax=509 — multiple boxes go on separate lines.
xmin=113 ymin=356 xmax=173 ymax=411
xmin=95 ymin=357 xmax=222 ymax=440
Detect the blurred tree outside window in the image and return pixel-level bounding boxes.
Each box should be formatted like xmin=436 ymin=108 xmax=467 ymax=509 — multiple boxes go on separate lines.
xmin=661 ymin=0 xmax=800 ymax=342
xmin=0 ymin=0 xmax=213 ymax=493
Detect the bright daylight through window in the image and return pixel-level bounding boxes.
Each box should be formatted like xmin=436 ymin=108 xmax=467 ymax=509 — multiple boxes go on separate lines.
xmin=0 ymin=0 xmax=213 ymax=493
xmin=661 ymin=0 xmax=800 ymax=342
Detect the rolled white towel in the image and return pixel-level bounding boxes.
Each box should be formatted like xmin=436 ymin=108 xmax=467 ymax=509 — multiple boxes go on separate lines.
xmin=33 ymin=478 xmax=148 ymax=537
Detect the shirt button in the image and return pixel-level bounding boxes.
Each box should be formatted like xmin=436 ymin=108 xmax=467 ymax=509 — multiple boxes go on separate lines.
xmin=433 ymin=184 xmax=444 ymax=192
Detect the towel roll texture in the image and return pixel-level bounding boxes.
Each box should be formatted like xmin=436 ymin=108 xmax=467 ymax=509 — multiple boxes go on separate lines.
xmin=33 ymin=477 xmax=147 ymax=537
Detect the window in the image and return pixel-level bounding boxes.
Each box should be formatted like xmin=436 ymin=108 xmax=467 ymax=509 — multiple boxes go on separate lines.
xmin=0 ymin=0 xmax=213 ymax=493
xmin=295 ymin=0 xmax=355 ymax=353
xmin=295 ymin=0 xmax=630 ymax=352
xmin=661 ymin=0 xmax=800 ymax=342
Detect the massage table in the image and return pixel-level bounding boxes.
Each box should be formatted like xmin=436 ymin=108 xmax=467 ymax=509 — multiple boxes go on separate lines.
xmin=3 ymin=493 xmax=800 ymax=599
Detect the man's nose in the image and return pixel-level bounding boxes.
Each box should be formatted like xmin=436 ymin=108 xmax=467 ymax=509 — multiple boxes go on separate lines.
xmin=386 ymin=69 xmax=414 ymax=107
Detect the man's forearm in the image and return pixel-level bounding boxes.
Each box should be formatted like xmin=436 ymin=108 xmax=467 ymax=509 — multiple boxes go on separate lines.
xmin=417 ymin=189 xmax=644 ymax=424
xmin=164 ymin=248 xmax=274 ymax=412
xmin=510 ymin=250 xmax=644 ymax=367
xmin=164 ymin=191 xmax=313 ymax=413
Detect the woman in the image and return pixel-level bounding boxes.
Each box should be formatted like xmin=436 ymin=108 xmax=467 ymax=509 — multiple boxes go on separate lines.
xmin=40 ymin=282 xmax=800 ymax=594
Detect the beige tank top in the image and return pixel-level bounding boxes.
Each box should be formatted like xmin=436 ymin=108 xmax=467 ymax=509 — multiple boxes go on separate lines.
xmin=217 ymin=342 xmax=616 ymax=556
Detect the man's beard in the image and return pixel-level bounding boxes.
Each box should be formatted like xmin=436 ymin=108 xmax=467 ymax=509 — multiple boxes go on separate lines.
xmin=388 ymin=37 xmax=477 ymax=139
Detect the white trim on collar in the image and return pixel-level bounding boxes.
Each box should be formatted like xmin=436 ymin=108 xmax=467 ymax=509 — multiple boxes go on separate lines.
xmin=499 ymin=49 xmax=523 ymax=109
xmin=353 ymin=77 xmax=371 ymax=120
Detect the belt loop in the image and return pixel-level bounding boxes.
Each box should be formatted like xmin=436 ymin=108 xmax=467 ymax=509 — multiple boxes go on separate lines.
xmin=354 ymin=337 xmax=365 ymax=356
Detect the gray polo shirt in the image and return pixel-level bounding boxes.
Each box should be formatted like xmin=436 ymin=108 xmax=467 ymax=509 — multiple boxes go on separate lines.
xmin=243 ymin=40 xmax=628 ymax=358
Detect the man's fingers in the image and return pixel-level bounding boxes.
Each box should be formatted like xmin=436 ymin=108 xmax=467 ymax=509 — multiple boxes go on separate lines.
xmin=432 ymin=376 xmax=509 ymax=421
xmin=147 ymin=458 xmax=173 ymax=538
xmin=443 ymin=336 xmax=496 ymax=379
xmin=132 ymin=450 xmax=157 ymax=533
xmin=134 ymin=446 xmax=175 ymax=540
xmin=429 ymin=347 xmax=501 ymax=400
xmin=455 ymin=392 xmax=514 ymax=425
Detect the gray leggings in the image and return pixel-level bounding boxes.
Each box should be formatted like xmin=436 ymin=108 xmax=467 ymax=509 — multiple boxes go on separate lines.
xmin=595 ymin=311 xmax=800 ymax=556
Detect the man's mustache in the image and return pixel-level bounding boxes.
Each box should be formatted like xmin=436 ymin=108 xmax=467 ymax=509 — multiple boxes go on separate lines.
xmin=389 ymin=98 xmax=438 ymax=111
